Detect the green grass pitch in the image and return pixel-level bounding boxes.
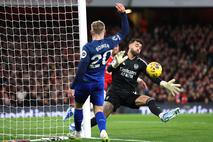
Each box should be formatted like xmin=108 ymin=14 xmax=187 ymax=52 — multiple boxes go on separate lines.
xmin=1 ymin=114 xmax=213 ymax=142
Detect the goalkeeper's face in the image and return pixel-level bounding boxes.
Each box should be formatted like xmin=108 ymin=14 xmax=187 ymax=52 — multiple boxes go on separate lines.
xmin=129 ymin=41 xmax=142 ymax=56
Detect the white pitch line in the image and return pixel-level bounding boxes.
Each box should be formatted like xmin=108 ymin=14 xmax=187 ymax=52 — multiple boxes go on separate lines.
xmin=88 ymin=137 xmax=156 ymax=142
xmin=30 ymin=137 xmax=155 ymax=142
xmin=0 ymin=134 xmax=158 ymax=142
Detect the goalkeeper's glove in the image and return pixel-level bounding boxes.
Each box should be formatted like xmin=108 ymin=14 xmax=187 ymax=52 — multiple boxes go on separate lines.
xmin=111 ymin=51 xmax=128 ymax=68
xmin=160 ymin=79 xmax=181 ymax=96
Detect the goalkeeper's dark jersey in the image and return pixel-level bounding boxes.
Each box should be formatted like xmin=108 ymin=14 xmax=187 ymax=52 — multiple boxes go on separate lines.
xmin=108 ymin=56 xmax=161 ymax=93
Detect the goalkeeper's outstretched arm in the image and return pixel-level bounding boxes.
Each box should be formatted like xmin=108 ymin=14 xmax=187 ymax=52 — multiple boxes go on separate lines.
xmin=144 ymin=65 xmax=182 ymax=96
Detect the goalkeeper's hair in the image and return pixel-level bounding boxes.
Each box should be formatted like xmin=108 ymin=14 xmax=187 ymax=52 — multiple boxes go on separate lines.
xmin=129 ymin=38 xmax=144 ymax=47
xmin=91 ymin=20 xmax=105 ymax=35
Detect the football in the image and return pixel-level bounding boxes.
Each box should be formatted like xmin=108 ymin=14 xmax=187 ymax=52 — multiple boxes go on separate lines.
xmin=146 ymin=62 xmax=162 ymax=78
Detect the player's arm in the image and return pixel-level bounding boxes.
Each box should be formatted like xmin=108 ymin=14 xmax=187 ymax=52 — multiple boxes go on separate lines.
xmin=137 ymin=77 xmax=149 ymax=95
xmin=145 ymin=71 xmax=162 ymax=85
xmin=142 ymin=61 xmax=181 ymax=96
xmin=70 ymin=46 xmax=90 ymax=89
xmin=115 ymin=3 xmax=129 ymax=38
xmin=106 ymin=3 xmax=129 ymax=48
xmin=137 ymin=78 xmax=148 ymax=90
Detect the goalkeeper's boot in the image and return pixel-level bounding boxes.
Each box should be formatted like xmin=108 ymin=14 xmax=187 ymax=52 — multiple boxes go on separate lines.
xmin=161 ymin=107 xmax=180 ymax=122
xmin=100 ymin=130 xmax=110 ymax=142
xmin=63 ymin=107 xmax=73 ymax=122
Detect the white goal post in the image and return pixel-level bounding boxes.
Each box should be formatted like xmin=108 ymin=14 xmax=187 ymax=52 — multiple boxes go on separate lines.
xmin=78 ymin=0 xmax=91 ymax=138
xmin=0 ymin=0 xmax=91 ymax=140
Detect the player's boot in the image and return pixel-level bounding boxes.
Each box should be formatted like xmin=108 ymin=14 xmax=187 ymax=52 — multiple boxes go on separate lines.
xmin=161 ymin=107 xmax=180 ymax=122
xmin=69 ymin=123 xmax=84 ymax=134
xmin=63 ymin=107 xmax=73 ymax=122
xmin=69 ymin=123 xmax=76 ymax=132
xmin=74 ymin=131 xmax=81 ymax=138
xmin=100 ymin=130 xmax=110 ymax=142
xmin=67 ymin=131 xmax=81 ymax=140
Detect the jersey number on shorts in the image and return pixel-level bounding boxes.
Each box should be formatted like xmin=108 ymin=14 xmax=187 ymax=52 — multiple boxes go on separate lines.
xmin=89 ymin=50 xmax=111 ymax=69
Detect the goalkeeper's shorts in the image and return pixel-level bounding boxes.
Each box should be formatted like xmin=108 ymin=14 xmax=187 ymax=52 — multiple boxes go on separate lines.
xmin=105 ymin=89 xmax=140 ymax=112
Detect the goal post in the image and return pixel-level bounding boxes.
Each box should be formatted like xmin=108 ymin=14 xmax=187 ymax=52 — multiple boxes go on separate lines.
xmin=0 ymin=0 xmax=91 ymax=140
xmin=78 ymin=0 xmax=92 ymax=138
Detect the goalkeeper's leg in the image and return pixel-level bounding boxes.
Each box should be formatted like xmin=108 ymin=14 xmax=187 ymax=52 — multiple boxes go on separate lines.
xmin=135 ymin=95 xmax=180 ymax=122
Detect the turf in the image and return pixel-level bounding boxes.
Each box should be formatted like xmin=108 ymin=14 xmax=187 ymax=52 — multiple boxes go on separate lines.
xmin=1 ymin=114 xmax=213 ymax=142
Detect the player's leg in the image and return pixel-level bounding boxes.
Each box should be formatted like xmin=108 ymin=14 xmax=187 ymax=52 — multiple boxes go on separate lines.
xmin=135 ymin=95 xmax=162 ymax=116
xmin=73 ymin=101 xmax=83 ymax=137
xmin=71 ymin=89 xmax=89 ymax=137
xmin=135 ymin=95 xmax=180 ymax=122
xmin=63 ymin=96 xmax=74 ymax=122
xmin=91 ymin=88 xmax=112 ymax=142
xmin=69 ymin=101 xmax=114 ymax=132
xmin=94 ymin=105 xmax=109 ymax=141
xmin=91 ymin=88 xmax=120 ymax=127
xmin=91 ymin=101 xmax=114 ymax=127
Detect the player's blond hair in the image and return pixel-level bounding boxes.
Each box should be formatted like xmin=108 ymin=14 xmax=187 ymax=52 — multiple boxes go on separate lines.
xmin=91 ymin=20 xmax=105 ymax=35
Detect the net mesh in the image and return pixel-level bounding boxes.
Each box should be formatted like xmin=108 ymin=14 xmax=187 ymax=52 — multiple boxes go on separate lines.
xmin=0 ymin=0 xmax=80 ymax=140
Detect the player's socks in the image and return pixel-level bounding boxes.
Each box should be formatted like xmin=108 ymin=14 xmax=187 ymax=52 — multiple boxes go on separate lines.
xmin=95 ymin=112 xmax=106 ymax=131
xmin=91 ymin=117 xmax=97 ymax=127
xmin=74 ymin=109 xmax=83 ymax=131
xmin=146 ymin=99 xmax=162 ymax=116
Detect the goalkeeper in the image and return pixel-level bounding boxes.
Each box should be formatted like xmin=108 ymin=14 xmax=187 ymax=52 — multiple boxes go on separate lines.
xmin=89 ymin=38 xmax=182 ymax=126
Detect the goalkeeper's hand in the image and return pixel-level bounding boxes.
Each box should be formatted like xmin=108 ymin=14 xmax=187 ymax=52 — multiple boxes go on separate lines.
xmin=160 ymin=79 xmax=181 ymax=96
xmin=111 ymin=51 xmax=128 ymax=68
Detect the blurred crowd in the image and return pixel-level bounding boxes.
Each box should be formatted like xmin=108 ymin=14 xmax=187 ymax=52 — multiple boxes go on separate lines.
xmin=0 ymin=25 xmax=79 ymax=106
xmin=0 ymin=22 xmax=213 ymax=106
xmin=130 ymin=24 xmax=213 ymax=104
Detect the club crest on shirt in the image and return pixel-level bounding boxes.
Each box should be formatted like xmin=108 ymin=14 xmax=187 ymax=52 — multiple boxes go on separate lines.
xmin=112 ymin=34 xmax=121 ymax=41
xmin=134 ymin=64 xmax=139 ymax=70
xmin=105 ymin=95 xmax=109 ymax=101
xmin=81 ymin=50 xmax=87 ymax=58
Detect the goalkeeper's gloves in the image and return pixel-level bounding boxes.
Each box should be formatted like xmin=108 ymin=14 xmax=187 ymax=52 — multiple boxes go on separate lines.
xmin=160 ymin=79 xmax=181 ymax=96
xmin=111 ymin=51 xmax=128 ymax=68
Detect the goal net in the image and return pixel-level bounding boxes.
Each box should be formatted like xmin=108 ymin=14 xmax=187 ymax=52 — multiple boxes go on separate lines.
xmin=0 ymin=0 xmax=88 ymax=140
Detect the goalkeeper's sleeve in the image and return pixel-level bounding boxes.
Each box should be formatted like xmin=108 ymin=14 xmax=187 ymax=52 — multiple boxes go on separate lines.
xmin=160 ymin=79 xmax=182 ymax=96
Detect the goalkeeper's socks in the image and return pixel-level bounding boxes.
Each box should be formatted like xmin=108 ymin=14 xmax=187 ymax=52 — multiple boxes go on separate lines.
xmin=95 ymin=112 xmax=106 ymax=131
xmin=91 ymin=117 xmax=97 ymax=127
xmin=74 ymin=109 xmax=83 ymax=131
xmin=146 ymin=99 xmax=162 ymax=116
